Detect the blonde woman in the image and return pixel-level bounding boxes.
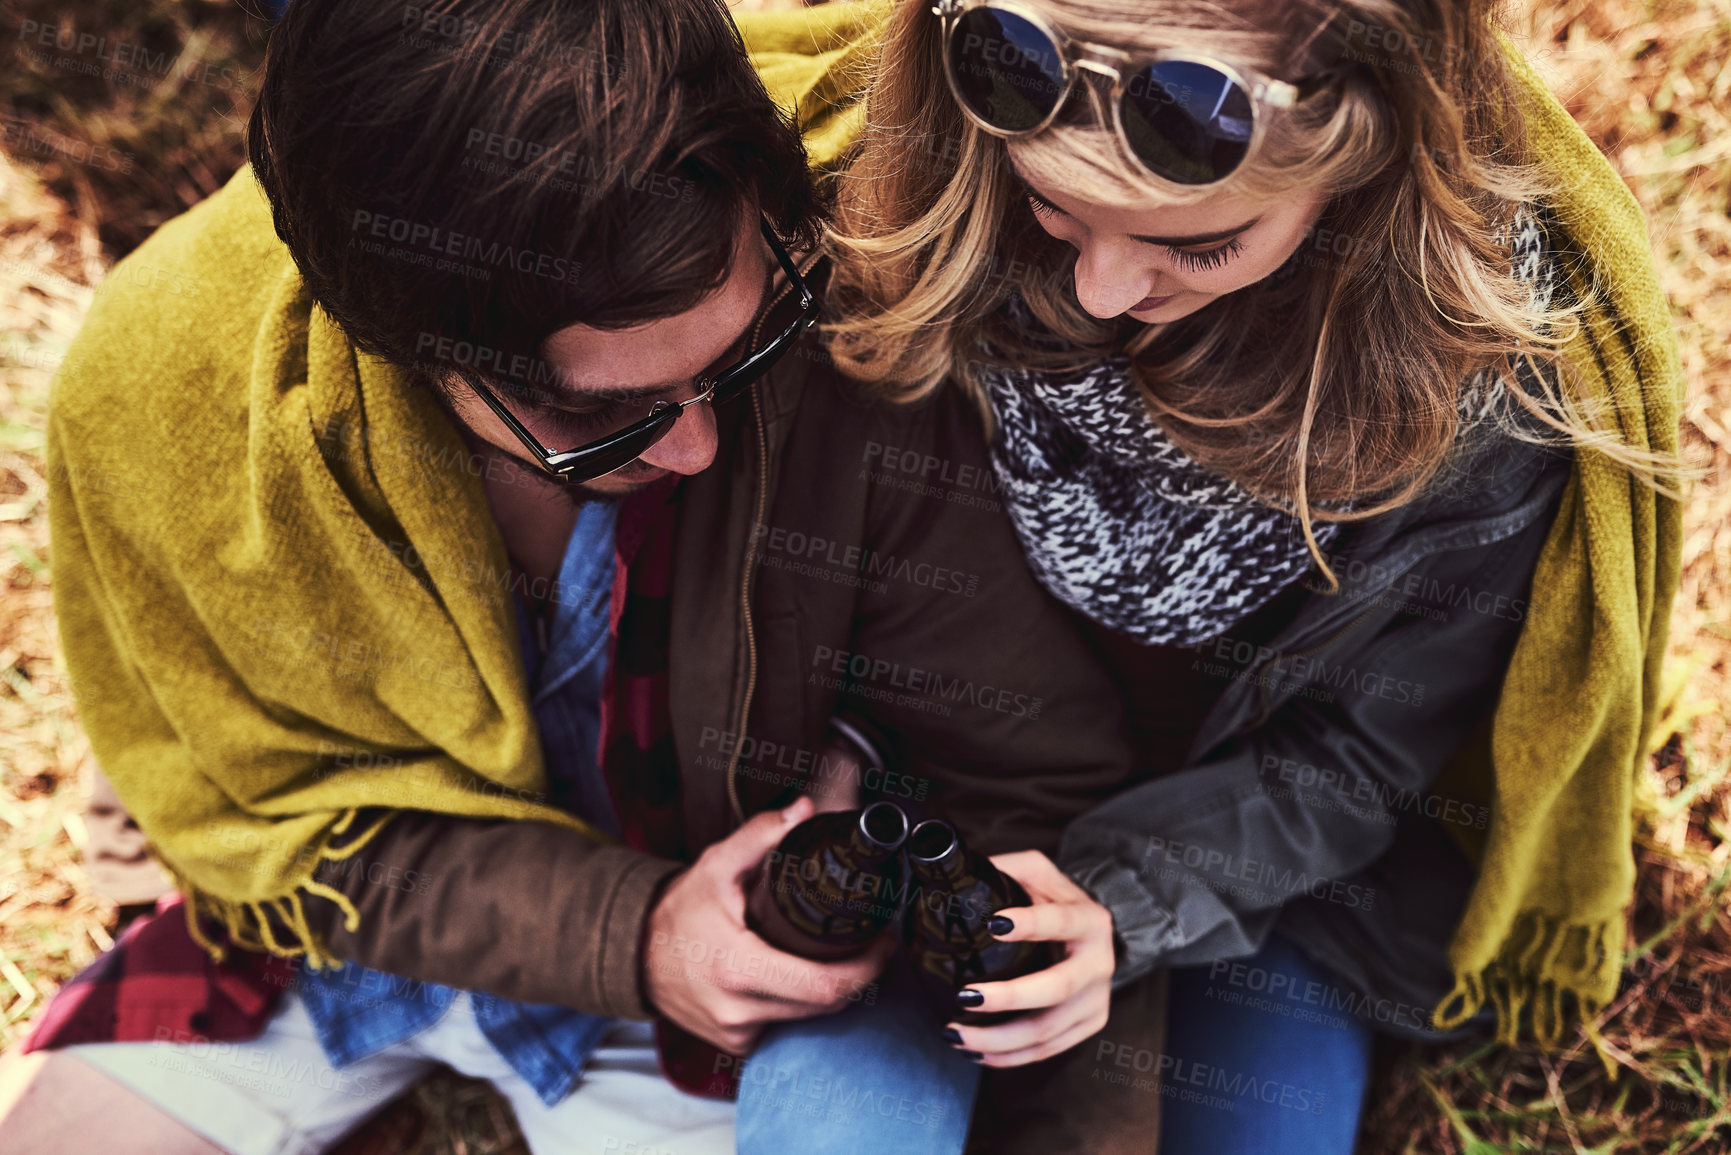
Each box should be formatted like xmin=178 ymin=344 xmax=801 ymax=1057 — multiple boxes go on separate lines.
xmin=730 ymin=0 xmax=1681 ymax=1150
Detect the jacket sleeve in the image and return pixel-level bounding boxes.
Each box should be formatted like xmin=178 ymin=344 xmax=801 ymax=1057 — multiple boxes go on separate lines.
xmin=304 ymin=810 xmax=682 ymax=1020
xmin=1058 ymin=469 xmax=1568 ymax=986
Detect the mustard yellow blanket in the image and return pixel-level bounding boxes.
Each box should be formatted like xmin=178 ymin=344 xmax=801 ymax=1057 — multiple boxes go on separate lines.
xmin=47 ymin=171 xmax=607 ymax=965
xmin=733 ymin=0 xmax=1686 ymax=1053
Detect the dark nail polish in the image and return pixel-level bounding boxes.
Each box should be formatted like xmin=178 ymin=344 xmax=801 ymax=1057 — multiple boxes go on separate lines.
xmin=943 ymin=1027 xmax=964 ymax=1045
xmin=988 ymin=915 xmax=1015 ymax=936
xmin=957 ymin=1049 xmax=984 ymax=1061
xmin=955 ymin=988 xmax=985 ymax=1009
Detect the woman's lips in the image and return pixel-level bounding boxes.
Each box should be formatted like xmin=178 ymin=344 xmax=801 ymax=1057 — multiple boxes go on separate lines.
xmin=1131 ymin=293 xmax=1178 ymax=311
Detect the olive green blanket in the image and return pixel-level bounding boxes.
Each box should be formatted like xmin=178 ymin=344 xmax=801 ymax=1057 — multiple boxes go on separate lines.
xmin=733 ymin=0 xmax=1685 ymax=1053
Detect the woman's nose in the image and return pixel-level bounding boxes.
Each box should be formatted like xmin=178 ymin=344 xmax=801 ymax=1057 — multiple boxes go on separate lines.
xmin=638 ymin=401 xmax=718 ymax=477
xmin=1071 ymin=240 xmax=1160 ymax=320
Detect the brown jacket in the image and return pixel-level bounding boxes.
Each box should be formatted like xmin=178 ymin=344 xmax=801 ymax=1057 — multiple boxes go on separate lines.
xmin=305 ymin=273 xmax=1144 ymax=1024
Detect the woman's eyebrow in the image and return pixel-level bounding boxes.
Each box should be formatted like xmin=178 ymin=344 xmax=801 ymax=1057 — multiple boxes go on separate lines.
xmin=1130 ymin=218 xmax=1262 ymax=246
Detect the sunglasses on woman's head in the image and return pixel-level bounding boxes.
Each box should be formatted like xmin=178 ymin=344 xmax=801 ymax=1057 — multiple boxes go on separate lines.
xmin=460 ymin=218 xmax=820 ymax=485
xmin=934 ymin=0 xmax=1342 ymax=188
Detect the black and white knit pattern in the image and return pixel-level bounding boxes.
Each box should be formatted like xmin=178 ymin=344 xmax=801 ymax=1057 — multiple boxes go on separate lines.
xmin=1462 ymin=200 xmax=1560 ymax=427
xmin=982 ymin=201 xmax=1556 ymax=646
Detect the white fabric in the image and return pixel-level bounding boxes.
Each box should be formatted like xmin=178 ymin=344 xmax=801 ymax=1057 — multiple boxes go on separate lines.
xmin=63 ymin=991 xmax=735 ymax=1155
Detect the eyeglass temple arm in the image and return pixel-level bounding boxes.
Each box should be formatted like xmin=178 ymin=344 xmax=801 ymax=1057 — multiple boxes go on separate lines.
xmin=463 ymin=372 xmax=557 ymax=460
xmin=761 ymin=217 xmax=816 ymax=310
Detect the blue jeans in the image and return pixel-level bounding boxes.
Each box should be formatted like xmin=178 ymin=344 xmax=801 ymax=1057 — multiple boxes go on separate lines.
xmin=734 ymin=955 xmax=981 ymax=1155
xmin=1157 ymin=933 xmax=1375 ymax=1155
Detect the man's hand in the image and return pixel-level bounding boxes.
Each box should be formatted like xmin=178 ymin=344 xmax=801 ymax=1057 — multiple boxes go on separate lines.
xmin=942 ymin=849 xmax=1116 ymax=1067
xmin=643 ymin=795 xmax=895 ymax=1054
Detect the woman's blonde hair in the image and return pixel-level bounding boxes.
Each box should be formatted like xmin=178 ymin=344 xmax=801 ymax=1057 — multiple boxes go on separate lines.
xmin=823 ymin=0 xmax=1667 ymax=583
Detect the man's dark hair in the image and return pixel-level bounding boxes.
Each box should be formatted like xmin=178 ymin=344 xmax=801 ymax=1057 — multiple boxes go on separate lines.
xmin=247 ymin=0 xmax=819 ymax=396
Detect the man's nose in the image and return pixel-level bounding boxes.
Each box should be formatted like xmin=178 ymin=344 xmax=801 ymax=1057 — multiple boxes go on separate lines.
xmin=1071 ymin=240 xmax=1160 ymax=320
xmin=638 ymin=401 xmax=718 ymax=476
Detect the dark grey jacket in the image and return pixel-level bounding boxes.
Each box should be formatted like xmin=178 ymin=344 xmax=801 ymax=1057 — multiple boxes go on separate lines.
xmin=1060 ymin=409 xmax=1573 ymax=1041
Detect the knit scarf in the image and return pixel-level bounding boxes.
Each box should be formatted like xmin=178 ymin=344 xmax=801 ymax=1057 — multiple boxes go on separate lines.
xmin=980 ymin=202 xmax=1554 ymax=646
xmin=737 ymin=2 xmax=1684 ymax=1056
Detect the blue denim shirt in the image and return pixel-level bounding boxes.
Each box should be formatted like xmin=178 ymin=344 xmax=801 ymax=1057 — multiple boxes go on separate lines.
xmin=297 ymin=498 xmax=623 ymax=1106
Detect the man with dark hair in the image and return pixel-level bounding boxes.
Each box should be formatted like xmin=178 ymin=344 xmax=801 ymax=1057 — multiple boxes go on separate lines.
xmin=0 ymin=0 xmax=885 ymax=1150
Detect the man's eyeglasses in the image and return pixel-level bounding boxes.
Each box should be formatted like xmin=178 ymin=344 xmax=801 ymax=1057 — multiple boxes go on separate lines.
xmin=935 ymin=0 xmax=1342 ymax=188
xmin=458 ymin=218 xmax=820 ymax=484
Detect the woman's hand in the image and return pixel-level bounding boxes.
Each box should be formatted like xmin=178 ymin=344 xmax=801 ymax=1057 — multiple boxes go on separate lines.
xmin=943 ymin=849 xmax=1116 ymax=1068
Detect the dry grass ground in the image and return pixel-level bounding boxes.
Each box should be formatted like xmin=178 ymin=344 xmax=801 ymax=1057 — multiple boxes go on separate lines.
xmin=0 ymin=0 xmax=1726 ymax=1151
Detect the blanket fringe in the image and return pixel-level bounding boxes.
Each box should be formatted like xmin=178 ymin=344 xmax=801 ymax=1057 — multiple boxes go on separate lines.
xmin=1432 ymin=910 xmax=1618 ymax=1070
xmin=171 ymin=806 xmax=398 ymax=972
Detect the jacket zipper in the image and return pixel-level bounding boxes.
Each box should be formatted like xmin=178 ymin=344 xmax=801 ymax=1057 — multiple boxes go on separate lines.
xmin=722 ymin=272 xmax=800 ymax=825
xmin=723 ymin=382 xmax=770 ymax=825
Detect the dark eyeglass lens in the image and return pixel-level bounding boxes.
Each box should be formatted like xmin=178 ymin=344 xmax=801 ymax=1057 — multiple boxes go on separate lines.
xmin=555 ymin=411 xmax=680 ymax=481
xmin=712 ymin=315 xmax=813 ymax=405
xmin=708 ymin=365 xmax=759 ymax=409
xmin=948 ymin=9 xmax=1066 ymax=131
xmin=1121 ymin=60 xmax=1254 ymax=184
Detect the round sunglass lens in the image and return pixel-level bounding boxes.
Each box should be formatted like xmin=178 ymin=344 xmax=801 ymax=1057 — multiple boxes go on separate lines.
xmin=947 ymin=8 xmax=1066 ymax=132
xmin=1120 ymin=60 xmax=1254 ymax=184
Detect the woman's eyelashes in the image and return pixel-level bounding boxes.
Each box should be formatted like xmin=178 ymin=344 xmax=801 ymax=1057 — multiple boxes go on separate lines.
xmin=1026 ymin=191 xmax=1064 ymax=218
xmin=1025 ymin=193 xmax=1244 ymax=271
xmin=1166 ymin=236 xmax=1243 ymax=271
